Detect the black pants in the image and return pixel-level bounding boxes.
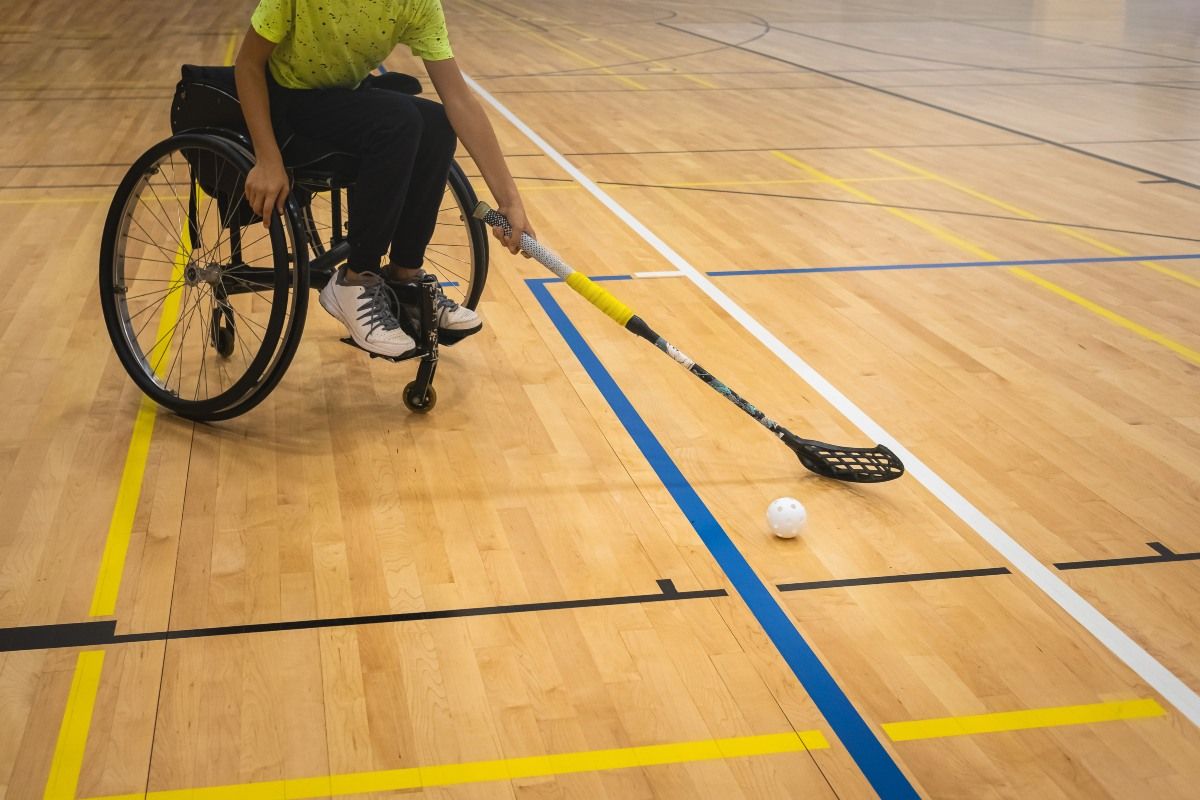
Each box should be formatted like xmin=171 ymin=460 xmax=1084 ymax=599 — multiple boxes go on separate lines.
xmin=270 ymin=80 xmax=458 ymax=272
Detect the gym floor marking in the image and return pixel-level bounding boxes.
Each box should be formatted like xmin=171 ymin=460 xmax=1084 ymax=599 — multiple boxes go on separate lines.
xmin=40 ymin=639 xmax=1170 ymax=800
xmin=3 ymin=580 xmax=727 ymax=652
xmin=771 ymin=150 xmax=1200 ymax=367
xmin=37 ymin=21 xmax=1197 ymax=799
xmin=89 ymin=182 xmax=194 ymax=617
xmin=527 ymin=276 xmax=918 ymax=799
xmin=663 ymin=24 xmax=1199 ymax=191
xmin=777 ymin=567 xmax=1011 ymax=592
xmin=464 ymin=0 xmax=647 ymax=91
xmin=45 ymin=645 xmax=832 ymax=799
xmin=499 ymin=0 xmax=718 ymax=89
xmin=706 ymin=253 xmax=1200 ymax=277
xmin=461 ymin=72 xmax=1200 ymax=739
xmin=883 ymin=699 xmax=1166 ymax=742
xmin=1056 ymin=541 xmax=1200 ymax=571
xmin=867 ymin=148 xmax=1200 ymax=290
xmin=44 ymin=652 xmax=106 ymax=800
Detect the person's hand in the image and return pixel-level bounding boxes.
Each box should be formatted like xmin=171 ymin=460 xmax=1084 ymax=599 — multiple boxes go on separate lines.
xmin=492 ymin=202 xmax=535 ymax=258
xmin=244 ymin=158 xmax=290 ymax=228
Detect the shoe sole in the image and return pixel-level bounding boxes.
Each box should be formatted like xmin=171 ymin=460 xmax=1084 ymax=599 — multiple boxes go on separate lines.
xmin=437 ymin=322 xmax=483 ymax=346
xmin=319 ymin=285 xmax=417 ymax=358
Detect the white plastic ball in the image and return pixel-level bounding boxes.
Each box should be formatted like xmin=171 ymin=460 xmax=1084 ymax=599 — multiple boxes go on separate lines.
xmin=766 ymin=497 xmax=807 ymax=539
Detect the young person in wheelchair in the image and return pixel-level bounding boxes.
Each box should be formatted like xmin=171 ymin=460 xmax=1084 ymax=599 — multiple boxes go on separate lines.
xmin=235 ymin=0 xmax=533 ymax=358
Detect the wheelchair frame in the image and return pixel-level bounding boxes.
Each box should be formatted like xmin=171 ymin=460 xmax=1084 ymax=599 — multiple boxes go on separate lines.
xmin=100 ymin=65 xmax=488 ymax=420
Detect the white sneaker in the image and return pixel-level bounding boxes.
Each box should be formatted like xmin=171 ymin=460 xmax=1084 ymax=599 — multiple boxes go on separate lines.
xmin=387 ymin=270 xmax=483 ymax=343
xmin=433 ymin=290 xmax=482 ymax=334
xmin=319 ymin=268 xmax=416 ymax=357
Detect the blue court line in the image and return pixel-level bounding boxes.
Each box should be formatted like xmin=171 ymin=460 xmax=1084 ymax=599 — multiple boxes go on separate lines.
xmin=527 ymin=277 xmax=917 ymax=799
xmin=707 ymin=252 xmax=1200 ymax=277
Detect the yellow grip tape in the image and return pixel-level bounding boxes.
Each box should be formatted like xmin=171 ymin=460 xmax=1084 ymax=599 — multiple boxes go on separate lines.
xmin=565 ymin=272 xmax=635 ymax=326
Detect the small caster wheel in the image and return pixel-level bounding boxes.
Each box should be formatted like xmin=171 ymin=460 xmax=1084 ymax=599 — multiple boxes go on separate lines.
xmin=215 ymin=326 xmax=235 ymax=358
xmin=403 ymin=382 xmax=436 ymax=413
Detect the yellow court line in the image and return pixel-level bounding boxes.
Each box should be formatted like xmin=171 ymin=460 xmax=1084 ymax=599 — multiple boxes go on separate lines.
xmin=223 ymin=30 xmax=238 ymax=68
xmin=89 ymin=199 xmax=191 ymax=617
xmin=82 ymin=730 xmax=828 ymax=800
xmin=0 ymin=195 xmax=109 ymax=205
xmin=88 ymin=395 xmax=160 ymax=617
xmin=86 ymin=27 xmax=241 ymax=620
xmin=598 ymin=39 xmax=719 ymax=89
xmin=884 ymin=698 xmax=1165 ymax=742
xmin=1011 ymin=268 xmax=1200 ymax=364
xmin=517 ymin=183 xmax=582 ymax=192
xmin=772 ymin=150 xmax=993 ymax=260
xmin=771 ymin=150 xmax=1200 ymax=367
xmin=464 ymin=0 xmax=646 ymax=91
xmin=43 ymin=652 xmax=106 ymax=800
xmin=665 ymin=175 xmax=927 ymax=189
xmin=88 ymin=35 xmax=238 ymax=617
xmin=867 ymin=148 xmax=1200 ymax=290
xmin=0 ymin=194 xmax=189 ymax=206
xmin=537 ymin=16 xmax=719 ymax=89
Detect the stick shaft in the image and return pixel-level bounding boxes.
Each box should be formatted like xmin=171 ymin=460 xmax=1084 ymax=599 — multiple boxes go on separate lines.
xmin=473 ymin=202 xmax=792 ymax=439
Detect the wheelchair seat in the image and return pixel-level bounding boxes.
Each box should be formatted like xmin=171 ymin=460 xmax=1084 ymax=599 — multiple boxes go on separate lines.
xmin=170 ymin=65 xmax=423 ymax=185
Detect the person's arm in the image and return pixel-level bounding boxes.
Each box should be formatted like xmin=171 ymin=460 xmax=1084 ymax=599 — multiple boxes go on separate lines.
xmin=425 ymin=58 xmax=533 ymax=255
xmin=234 ymin=28 xmax=289 ymax=228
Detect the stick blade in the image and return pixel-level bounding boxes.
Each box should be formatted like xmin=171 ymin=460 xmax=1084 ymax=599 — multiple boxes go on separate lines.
xmin=783 ymin=434 xmax=905 ymax=483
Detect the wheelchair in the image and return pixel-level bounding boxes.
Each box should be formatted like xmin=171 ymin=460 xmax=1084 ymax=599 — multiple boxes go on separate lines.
xmin=99 ymin=65 xmax=489 ymax=421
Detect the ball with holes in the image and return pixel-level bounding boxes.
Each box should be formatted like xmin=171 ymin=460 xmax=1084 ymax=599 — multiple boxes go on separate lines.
xmin=766 ymin=497 xmax=807 ymax=539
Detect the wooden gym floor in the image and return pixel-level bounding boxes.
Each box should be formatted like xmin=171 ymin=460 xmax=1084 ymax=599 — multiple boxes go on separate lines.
xmin=1 ymin=0 xmax=1198 ymax=797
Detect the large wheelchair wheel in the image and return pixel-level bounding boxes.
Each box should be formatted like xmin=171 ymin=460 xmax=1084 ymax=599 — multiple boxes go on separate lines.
xmin=297 ymin=160 xmax=489 ymax=308
xmin=99 ymin=133 xmax=308 ymax=421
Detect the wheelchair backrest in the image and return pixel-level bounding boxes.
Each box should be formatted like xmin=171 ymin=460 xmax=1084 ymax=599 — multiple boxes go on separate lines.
xmin=171 ymin=65 xmax=249 ymax=140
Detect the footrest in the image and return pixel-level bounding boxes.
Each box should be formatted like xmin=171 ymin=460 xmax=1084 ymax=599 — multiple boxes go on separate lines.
xmin=339 ymin=337 xmax=422 ymax=363
xmin=436 ymin=324 xmax=483 ymax=347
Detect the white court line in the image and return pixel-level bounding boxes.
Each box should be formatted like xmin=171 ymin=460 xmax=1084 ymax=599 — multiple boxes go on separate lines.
xmin=463 ymin=72 xmax=1200 ymax=728
xmin=633 ymin=270 xmax=685 ymax=279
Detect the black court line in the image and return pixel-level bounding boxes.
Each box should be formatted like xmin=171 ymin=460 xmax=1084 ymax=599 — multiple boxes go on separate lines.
xmin=835 ymin=64 xmax=1200 ymax=74
xmin=661 ymin=23 xmax=1200 ymax=191
xmin=0 ymin=183 xmax=121 ymax=190
xmin=0 ymin=579 xmax=726 ymax=653
xmin=511 ymin=142 xmax=1042 ymax=158
xmin=590 ymin=179 xmax=1200 ymax=244
xmin=1068 ymin=138 xmax=1200 ymax=145
xmin=778 ymin=567 xmax=1010 ymax=592
xmin=769 ymin=25 xmax=1200 ymax=94
xmin=0 ymin=161 xmax=130 ymax=169
xmin=1055 ymin=542 xmax=1200 ymax=571
xmin=488 ymin=79 xmax=1184 ymax=96
xmin=946 ymin=17 xmax=1200 ymax=66
xmin=0 ymin=95 xmax=163 ymax=103
xmin=479 ymin=69 xmax=803 ymax=78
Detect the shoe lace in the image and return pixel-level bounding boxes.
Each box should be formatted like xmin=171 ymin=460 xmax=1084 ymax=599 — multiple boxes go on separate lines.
xmin=424 ymin=277 xmax=461 ymax=312
xmin=355 ymin=279 xmax=404 ymax=336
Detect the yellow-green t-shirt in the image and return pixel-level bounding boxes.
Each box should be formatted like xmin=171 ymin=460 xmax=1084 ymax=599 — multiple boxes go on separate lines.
xmin=251 ymin=0 xmax=454 ymax=90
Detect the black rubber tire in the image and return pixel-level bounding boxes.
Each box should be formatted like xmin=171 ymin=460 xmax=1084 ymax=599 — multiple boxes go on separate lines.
xmin=403 ymin=382 xmax=437 ymax=413
xmin=100 ymin=133 xmax=309 ymax=421
xmin=214 ymin=325 xmax=235 ymax=358
xmin=445 ymin=161 xmax=489 ymax=311
xmin=201 ymin=191 xmax=310 ymax=422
